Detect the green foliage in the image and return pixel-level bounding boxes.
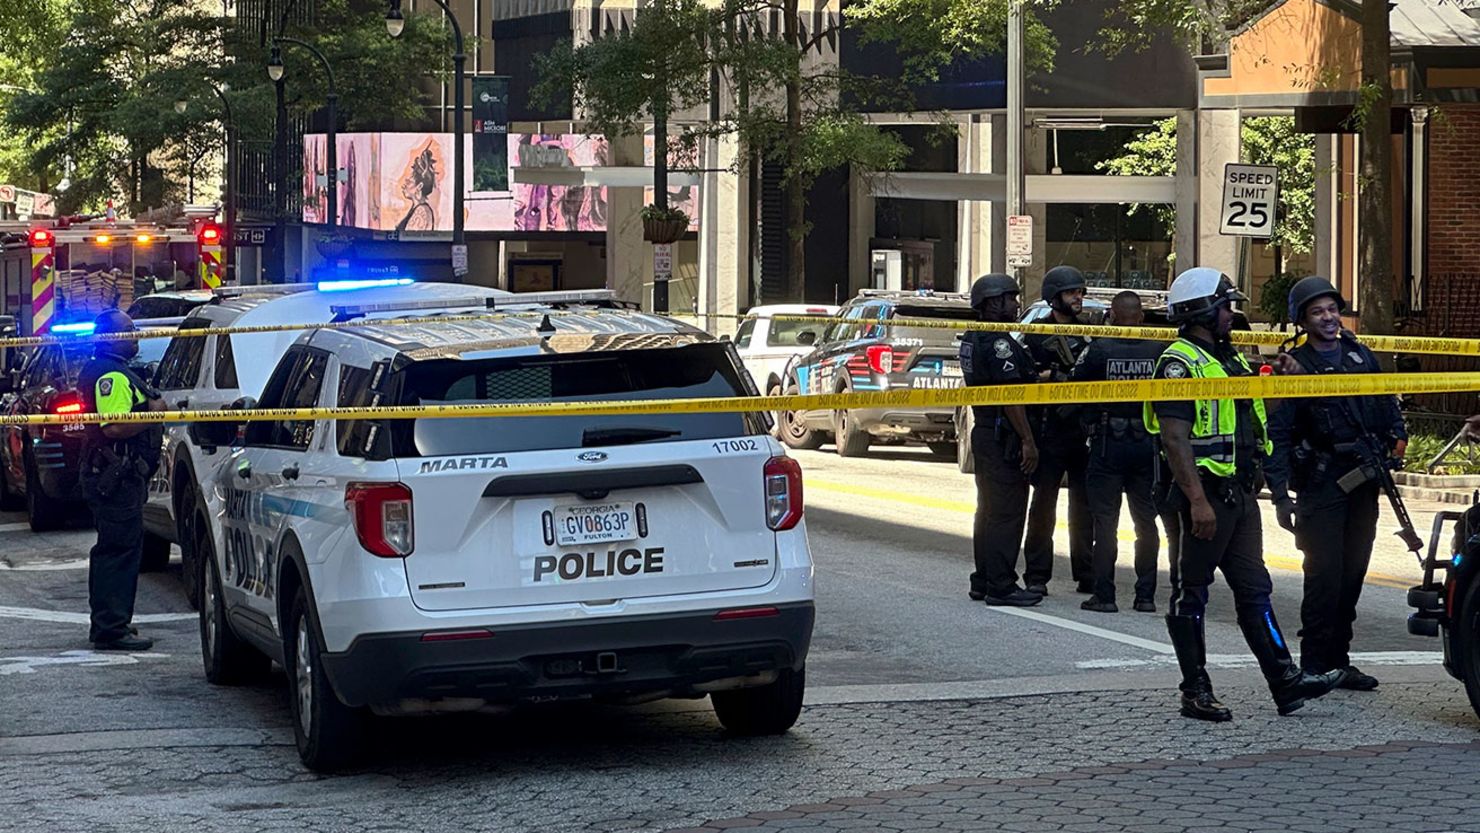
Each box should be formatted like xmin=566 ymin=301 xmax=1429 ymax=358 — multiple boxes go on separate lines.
xmin=1098 ymin=115 xmax=1315 ymax=256
xmin=1258 ymin=271 xmax=1298 ymax=326
xmin=1402 ymin=432 xmax=1480 ymax=476
xmin=846 ymin=0 xmax=1057 ymax=81
xmin=0 ymin=0 xmax=450 ymax=214
xmin=640 ymin=203 xmax=690 ymax=223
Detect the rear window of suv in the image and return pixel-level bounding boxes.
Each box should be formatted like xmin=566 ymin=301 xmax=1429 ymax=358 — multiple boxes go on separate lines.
xmin=889 ymin=304 xmax=977 ymax=345
xmin=384 ymin=343 xmax=764 ymax=458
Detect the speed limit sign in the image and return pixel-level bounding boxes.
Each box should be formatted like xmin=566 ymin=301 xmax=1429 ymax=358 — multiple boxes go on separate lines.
xmin=1220 ymin=163 xmax=1278 ymax=238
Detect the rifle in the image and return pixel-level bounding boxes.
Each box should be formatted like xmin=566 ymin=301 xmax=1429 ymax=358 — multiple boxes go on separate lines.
xmin=1332 ymin=437 xmax=1424 ymax=552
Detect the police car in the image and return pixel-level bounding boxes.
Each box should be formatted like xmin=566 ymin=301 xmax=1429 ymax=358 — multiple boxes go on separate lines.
xmin=150 ymin=281 xmax=510 ymax=608
xmin=191 ymin=292 xmax=814 ymax=770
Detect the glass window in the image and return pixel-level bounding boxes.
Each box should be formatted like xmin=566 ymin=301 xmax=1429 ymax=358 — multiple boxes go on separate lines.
xmin=154 ymin=324 xmax=208 ymax=390
xmin=213 ymin=336 xmax=238 ymax=390
xmin=335 ymin=364 xmax=376 ymax=458
xmin=245 ymin=349 xmax=327 ymax=450
xmin=22 ymin=347 xmax=56 ymax=389
xmin=768 ymin=316 xmax=829 ymax=347
xmin=889 ymin=304 xmax=976 ymax=346
xmin=387 ymin=343 xmax=760 ymax=457
xmin=733 ymin=319 xmax=755 ymax=349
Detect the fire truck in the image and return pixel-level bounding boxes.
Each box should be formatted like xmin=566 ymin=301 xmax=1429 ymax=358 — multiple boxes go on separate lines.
xmin=0 ymin=212 xmax=225 ymax=342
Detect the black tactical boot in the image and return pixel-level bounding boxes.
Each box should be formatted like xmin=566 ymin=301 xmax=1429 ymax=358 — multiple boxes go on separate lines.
xmin=1238 ymin=611 xmax=1342 ymax=716
xmin=1166 ymin=614 xmax=1232 ymax=722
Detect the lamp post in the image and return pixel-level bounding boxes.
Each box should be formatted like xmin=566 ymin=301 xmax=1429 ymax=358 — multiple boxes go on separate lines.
xmin=386 ymin=0 xmax=466 ymax=279
xmin=269 ymin=37 xmax=339 ymax=228
xmin=175 ymin=83 xmax=237 ymax=282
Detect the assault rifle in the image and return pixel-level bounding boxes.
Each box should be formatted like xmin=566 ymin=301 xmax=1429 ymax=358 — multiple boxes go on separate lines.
xmin=1333 ymin=437 xmax=1425 ymax=553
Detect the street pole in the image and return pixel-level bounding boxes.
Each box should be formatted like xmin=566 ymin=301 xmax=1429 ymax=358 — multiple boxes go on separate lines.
xmin=273 ymin=77 xmax=286 ymax=282
xmin=212 ymin=86 xmax=236 ymax=284
xmin=1006 ymin=0 xmax=1025 ymax=288
xmin=275 ymin=37 xmax=339 ymax=228
xmin=652 ymin=0 xmax=670 ymax=313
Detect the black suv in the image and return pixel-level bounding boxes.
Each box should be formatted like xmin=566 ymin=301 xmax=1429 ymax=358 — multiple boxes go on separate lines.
xmin=778 ymin=289 xmax=975 ymax=458
xmin=0 ymin=319 xmax=177 ymax=557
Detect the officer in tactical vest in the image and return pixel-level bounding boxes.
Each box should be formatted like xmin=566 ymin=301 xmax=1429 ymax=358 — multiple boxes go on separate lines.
xmin=79 ymin=309 xmax=165 ymax=651
xmin=961 ymin=274 xmax=1045 ymax=606
xmin=1266 ymin=276 xmax=1406 ymax=691
xmin=1070 ymin=291 xmax=1171 ymax=614
xmin=1022 ymin=265 xmax=1094 ymax=593
xmin=1146 ymin=268 xmax=1340 ymax=721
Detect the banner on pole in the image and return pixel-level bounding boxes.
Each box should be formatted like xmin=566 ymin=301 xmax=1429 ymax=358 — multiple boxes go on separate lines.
xmin=472 ymin=76 xmax=510 ymax=192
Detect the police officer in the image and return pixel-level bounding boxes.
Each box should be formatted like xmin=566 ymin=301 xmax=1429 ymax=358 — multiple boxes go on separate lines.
xmin=1069 ymin=291 xmax=1169 ymax=613
xmin=80 ymin=309 xmax=165 ymax=651
xmin=1266 ymin=276 xmax=1406 ymax=691
xmin=961 ymin=274 xmax=1044 ymax=606
xmin=1146 ymin=268 xmax=1340 ymax=721
xmin=1022 ymin=265 xmax=1093 ymax=593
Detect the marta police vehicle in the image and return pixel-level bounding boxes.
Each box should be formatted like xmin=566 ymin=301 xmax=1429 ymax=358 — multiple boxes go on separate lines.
xmin=192 ymin=292 xmax=814 ymax=770
xmin=779 ymin=289 xmax=974 ymax=458
xmin=150 ymin=281 xmax=509 ymax=608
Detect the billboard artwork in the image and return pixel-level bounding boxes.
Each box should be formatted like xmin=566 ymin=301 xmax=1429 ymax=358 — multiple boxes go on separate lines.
xmin=304 ymin=131 xmax=698 ymax=234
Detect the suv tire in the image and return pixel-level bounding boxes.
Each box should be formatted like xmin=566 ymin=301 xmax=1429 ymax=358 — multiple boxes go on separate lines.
xmin=287 ymin=585 xmax=364 ymax=771
xmin=200 ymin=545 xmax=268 ymax=685
xmin=140 ymin=532 xmax=171 ymax=572
xmin=1454 ymin=576 xmax=1480 ymax=719
xmin=712 ymin=666 xmax=806 ymax=736
xmin=25 ymin=453 xmax=68 ymax=532
xmin=779 ymin=383 xmax=824 ymax=450
xmin=832 ymin=401 xmax=870 ymax=458
xmin=955 ymin=408 xmax=975 ymax=474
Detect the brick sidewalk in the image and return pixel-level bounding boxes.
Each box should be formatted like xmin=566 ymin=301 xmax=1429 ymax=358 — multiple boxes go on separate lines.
xmin=669 ymin=741 xmax=1480 ymax=833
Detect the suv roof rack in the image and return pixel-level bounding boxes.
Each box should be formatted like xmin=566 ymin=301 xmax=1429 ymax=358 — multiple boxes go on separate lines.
xmin=856 ymin=288 xmax=970 ymax=301
xmin=328 ymin=296 xmax=497 ymax=322
xmin=487 ymin=289 xmax=624 ymax=309
xmin=211 ymin=283 xmax=318 ymax=299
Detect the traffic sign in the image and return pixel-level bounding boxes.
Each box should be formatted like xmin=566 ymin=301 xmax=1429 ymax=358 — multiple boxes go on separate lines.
xmin=451 ymin=243 xmax=469 ymax=277
xmin=1220 ymin=163 xmax=1279 ymax=238
xmin=653 ymin=243 xmax=673 ymax=282
xmin=1007 ymin=214 xmax=1033 ymax=268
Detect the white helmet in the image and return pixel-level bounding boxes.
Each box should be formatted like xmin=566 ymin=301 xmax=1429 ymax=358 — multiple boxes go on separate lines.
xmin=1167 ymin=267 xmax=1247 ymax=324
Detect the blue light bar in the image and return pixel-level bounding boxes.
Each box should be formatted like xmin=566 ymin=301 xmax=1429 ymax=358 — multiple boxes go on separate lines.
xmin=316 ymin=278 xmax=414 ymax=293
xmin=52 ymin=322 xmax=97 ymax=335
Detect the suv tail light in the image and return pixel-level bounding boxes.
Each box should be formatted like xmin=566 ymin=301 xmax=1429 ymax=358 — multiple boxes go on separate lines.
xmin=763 ymin=456 xmax=803 ymax=531
xmin=865 ymin=344 xmax=894 ymax=375
xmin=52 ymin=393 xmax=83 ymax=415
xmin=346 ymin=482 xmax=414 ymax=557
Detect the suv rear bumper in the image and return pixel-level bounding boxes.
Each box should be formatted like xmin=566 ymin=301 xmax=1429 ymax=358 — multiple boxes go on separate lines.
xmin=849 ymin=406 xmax=956 ymax=437
xmin=319 ymin=602 xmax=815 ymax=708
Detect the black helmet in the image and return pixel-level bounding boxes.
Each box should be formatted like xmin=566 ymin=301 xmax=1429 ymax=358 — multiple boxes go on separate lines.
xmin=969 ymin=273 xmax=1019 ymax=309
xmin=93 ymin=309 xmax=137 ymax=358
xmin=1286 ymin=275 xmax=1345 ymax=323
xmin=1040 ymin=265 xmax=1087 ymax=304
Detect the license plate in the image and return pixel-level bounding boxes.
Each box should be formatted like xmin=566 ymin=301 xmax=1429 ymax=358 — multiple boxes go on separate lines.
xmin=553 ymin=501 xmax=638 ymax=547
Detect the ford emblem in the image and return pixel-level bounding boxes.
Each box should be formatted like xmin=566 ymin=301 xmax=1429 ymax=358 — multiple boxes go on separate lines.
xmin=577 ymin=451 xmax=608 ymax=463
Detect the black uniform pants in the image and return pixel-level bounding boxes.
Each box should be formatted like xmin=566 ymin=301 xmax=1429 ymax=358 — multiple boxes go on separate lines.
xmin=1023 ymin=441 xmax=1091 ymax=585
xmin=1168 ymin=477 xmax=1273 ymax=621
xmin=83 ymin=471 xmax=146 ymax=644
xmin=972 ymin=434 xmax=1036 ymax=597
xmin=1086 ymin=435 xmax=1160 ymax=602
xmin=1294 ymin=476 xmax=1380 ymax=672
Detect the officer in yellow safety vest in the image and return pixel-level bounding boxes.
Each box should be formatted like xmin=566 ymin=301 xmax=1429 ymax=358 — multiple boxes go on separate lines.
xmin=1145 ymin=268 xmax=1340 ymax=722
xmin=79 ymin=310 xmax=165 ymax=652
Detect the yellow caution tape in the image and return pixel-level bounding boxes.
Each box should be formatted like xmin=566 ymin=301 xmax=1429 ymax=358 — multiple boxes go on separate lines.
xmin=24 ymin=372 xmax=1480 ymax=428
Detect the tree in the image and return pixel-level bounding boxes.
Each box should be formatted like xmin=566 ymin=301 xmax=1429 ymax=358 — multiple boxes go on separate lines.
xmin=1098 ymin=0 xmax=1395 ymax=334
xmin=1098 ymin=115 xmax=1314 ymax=258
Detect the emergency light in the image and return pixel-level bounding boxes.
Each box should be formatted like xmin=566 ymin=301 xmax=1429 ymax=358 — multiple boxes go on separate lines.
xmin=52 ymin=322 xmax=97 ymax=335
xmin=317 ymin=278 xmax=415 ymax=293
xmin=28 ymin=229 xmax=55 ymax=248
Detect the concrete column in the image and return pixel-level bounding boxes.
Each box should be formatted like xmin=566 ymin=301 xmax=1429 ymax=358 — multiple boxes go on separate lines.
xmin=698 ymin=134 xmax=747 ymax=335
xmin=1197 ymin=108 xmax=1241 ymax=277
xmin=987 ymin=114 xmax=1007 ymax=275
xmin=605 ymin=133 xmax=648 ymax=308
xmin=1314 ymin=133 xmax=1336 ymax=281
xmin=1023 ymin=122 xmax=1050 ymax=301
xmin=1174 ymin=109 xmax=1199 ymax=276
xmin=848 ymin=164 xmax=875 ymax=297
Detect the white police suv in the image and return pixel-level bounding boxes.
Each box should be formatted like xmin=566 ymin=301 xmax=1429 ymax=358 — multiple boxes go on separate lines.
xmin=151 ymin=280 xmax=510 ymax=608
xmin=193 ymin=294 xmax=815 ymax=770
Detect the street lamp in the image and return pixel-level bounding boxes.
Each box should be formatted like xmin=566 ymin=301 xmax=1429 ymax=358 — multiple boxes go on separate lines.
xmin=270 ymin=37 xmax=339 ymax=228
xmin=175 ymin=84 xmax=238 ymax=282
xmin=385 ymin=0 xmax=466 ymax=279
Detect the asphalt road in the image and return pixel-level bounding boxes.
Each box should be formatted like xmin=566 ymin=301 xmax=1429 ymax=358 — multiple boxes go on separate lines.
xmin=1 ymin=446 xmax=1476 ymax=832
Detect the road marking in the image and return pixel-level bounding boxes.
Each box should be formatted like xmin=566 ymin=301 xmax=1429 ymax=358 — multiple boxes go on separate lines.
xmin=0 ymin=521 xmax=35 ymax=532
xmin=0 ymin=558 xmax=90 ymax=571
xmin=808 ymin=477 xmax=1415 ymax=589
xmin=0 ymin=605 xmax=194 ymax=625
xmin=1078 ymin=650 xmax=1444 ymax=671
xmin=985 ymin=605 xmax=1176 ymax=653
xmin=0 ymin=649 xmax=170 ymax=675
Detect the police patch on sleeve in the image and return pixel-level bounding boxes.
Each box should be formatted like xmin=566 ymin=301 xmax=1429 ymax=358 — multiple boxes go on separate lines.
xmin=993 ymin=338 xmax=1013 ymax=359
xmin=959 ymin=340 xmax=974 ymax=375
xmin=98 ymin=377 xmax=113 ymax=396
xmin=1158 ymin=360 xmax=1188 ymax=379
